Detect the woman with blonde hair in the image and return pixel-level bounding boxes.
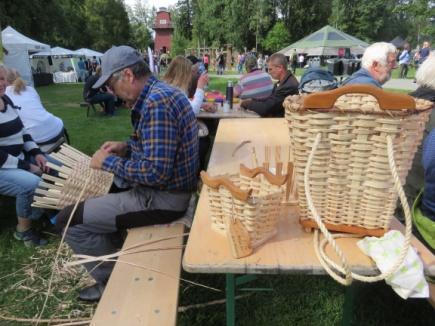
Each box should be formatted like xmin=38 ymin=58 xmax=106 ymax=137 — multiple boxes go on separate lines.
xmin=6 ymin=68 xmax=65 ymax=152
xmin=163 ymin=55 xmax=210 ymax=170
xmin=163 ymin=55 xmax=209 ymax=115
xmin=0 ymin=64 xmax=48 ymax=246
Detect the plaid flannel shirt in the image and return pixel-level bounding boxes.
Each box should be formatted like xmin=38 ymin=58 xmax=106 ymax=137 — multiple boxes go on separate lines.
xmin=102 ymin=75 xmax=199 ymax=191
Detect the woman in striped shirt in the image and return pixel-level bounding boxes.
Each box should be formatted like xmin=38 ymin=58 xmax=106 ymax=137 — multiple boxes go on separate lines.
xmin=0 ymin=64 xmax=48 ymax=246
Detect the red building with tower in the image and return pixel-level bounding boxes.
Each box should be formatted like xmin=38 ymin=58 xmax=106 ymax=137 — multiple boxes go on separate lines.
xmin=152 ymin=7 xmax=174 ymax=54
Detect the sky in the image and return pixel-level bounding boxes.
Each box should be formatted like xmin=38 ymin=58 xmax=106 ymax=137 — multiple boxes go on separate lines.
xmin=124 ymin=0 xmax=177 ymax=10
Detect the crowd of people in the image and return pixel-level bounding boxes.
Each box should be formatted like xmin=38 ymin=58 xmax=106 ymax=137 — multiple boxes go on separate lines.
xmin=0 ymin=36 xmax=434 ymax=302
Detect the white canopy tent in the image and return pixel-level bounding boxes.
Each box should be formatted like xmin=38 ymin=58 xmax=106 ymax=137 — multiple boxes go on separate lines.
xmin=74 ymin=48 xmax=103 ymax=58
xmin=31 ymin=47 xmax=83 ymax=82
xmin=1 ymin=26 xmax=50 ymax=86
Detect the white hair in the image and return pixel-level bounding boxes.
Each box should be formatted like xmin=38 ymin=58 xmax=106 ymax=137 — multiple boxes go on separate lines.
xmin=361 ymin=42 xmax=397 ymax=70
xmin=415 ymin=53 xmax=435 ymax=89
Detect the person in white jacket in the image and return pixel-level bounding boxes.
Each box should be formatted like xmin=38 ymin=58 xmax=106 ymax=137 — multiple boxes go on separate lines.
xmin=5 ymin=68 xmax=65 ymax=153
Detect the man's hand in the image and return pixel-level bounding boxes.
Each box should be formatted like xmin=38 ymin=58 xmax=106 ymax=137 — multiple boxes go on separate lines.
xmin=34 ymin=154 xmax=48 ymax=173
xmin=100 ymin=141 xmax=128 ymax=157
xmin=240 ymin=99 xmax=253 ymax=110
xmin=90 ymin=149 xmax=110 ymax=169
xmin=29 ymin=163 xmax=42 ymax=176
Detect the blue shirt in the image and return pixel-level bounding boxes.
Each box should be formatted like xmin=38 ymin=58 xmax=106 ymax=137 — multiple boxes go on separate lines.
xmin=102 ymin=75 xmax=199 ymax=191
xmin=421 ymin=130 xmax=435 ymax=221
xmin=341 ymin=68 xmax=382 ymax=88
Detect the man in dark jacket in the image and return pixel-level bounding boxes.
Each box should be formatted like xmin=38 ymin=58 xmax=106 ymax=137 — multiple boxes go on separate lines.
xmin=83 ymin=66 xmax=116 ymax=116
xmin=240 ymin=53 xmax=299 ymax=117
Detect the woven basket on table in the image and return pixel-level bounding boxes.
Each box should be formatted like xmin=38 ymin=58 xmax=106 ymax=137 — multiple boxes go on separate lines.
xmin=32 ymin=144 xmax=114 ymax=210
xmin=201 ymin=164 xmax=288 ymax=248
xmin=283 ymin=84 xmax=433 ymax=285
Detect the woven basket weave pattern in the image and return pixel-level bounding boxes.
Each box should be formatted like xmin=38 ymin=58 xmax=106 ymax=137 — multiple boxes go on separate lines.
xmin=206 ymin=174 xmax=283 ymax=247
xmin=59 ymin=159 xmax=113 ymax=207
xmin=284 ymin=93 xmax=431 ymax=231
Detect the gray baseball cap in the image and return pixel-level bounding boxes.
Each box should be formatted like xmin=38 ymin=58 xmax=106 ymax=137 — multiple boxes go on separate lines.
xmin=92 ymin=45 xmax=144 ymax=89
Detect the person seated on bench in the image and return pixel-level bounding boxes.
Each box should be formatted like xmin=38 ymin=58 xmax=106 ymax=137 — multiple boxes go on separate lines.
xmin=234 ymin=55 xmax=273 ymax=100
xmin=341 ymin=42 xmax=397 ymax=88
xmin=83 ymin=65 xmax=116 ymax=117
xmin=404 ymin=54 xmax=435 ymax=252
xmin=163 ymin=55 xmax=210 ymax=171
xmin=5 ymin=68 xmax=66 ymax=153
xmin=55 ymin=46 xmax=199 ymax=302
xmin=0 ymin=64 xmax=49 ymax=247
xmin=240 ymin=53 xmax=299 ymax=117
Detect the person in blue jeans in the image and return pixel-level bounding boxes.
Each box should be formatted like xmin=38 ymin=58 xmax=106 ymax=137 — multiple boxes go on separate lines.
xmin=0 ymin=64 xmax=48 ymax=247
xmin=83 ymin=66 xmax=115 ymax=116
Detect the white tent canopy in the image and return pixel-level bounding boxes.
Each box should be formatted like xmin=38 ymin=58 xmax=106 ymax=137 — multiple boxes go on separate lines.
xmin=31 ymin=46 xmax=81 ymax=58
xmin=74 ymin=48 xmax=103 ymax=58
xmin=1 ymin=26 xmax=50 ymax=86
xmin=30 ymin=47 xmax=82 ymax=82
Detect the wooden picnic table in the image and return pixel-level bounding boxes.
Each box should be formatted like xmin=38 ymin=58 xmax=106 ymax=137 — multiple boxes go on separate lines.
xmin=197 ymin=103 xmax=259 ymax=119
xmin=183 ymin=118 xmax=435 ymax=325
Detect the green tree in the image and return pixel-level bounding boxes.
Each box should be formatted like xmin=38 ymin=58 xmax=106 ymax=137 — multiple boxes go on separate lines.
xmin=394 ymin=0 xmax=435 ymax=46
xmin=277 ymin=0 xmax=332 ymax=42
xmin=85 ymin=0 xmax=132 ymax=51
xmin=329 ymin=0 xmax=410 ymax=43
xmin=262 ymin=21 xmax=290 ymax=53
xmin=127 ymin=0 xmax=154 ymax=50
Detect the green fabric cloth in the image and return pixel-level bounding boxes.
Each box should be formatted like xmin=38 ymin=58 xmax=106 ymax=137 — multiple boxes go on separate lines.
xmin=412 ymin=190 xmax=435 ymax=250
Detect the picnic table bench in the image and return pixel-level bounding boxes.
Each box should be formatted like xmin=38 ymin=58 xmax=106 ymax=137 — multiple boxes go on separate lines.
xmin=91 ymin=223 xmax=185 ymax=326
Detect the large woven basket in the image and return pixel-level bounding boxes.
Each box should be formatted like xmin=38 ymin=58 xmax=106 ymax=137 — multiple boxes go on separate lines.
xmin=283 ymin=84 xmax=433 ymax=285
xmin=284 ymin=85 xmax=433 ymax=236
xmin=201 ymin=164 xmax=287 ymax=248
xmin=32 ymin=144 xmax=114 ymax=210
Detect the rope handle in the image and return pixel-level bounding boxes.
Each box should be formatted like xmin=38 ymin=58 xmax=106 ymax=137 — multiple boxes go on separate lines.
xmin=304 ymin=133 xmax=413 ymax=285
xmin=239 ymin=164 xmax=289 ymax=186
xmin=200 ymin=171 xmax=252 ymax=202
xmin=302 ymin=84 xmax=416 ymax=111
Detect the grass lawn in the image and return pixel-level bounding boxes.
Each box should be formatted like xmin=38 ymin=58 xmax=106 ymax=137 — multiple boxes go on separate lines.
xmin=0 ymin=79 xmax=433 ymax=325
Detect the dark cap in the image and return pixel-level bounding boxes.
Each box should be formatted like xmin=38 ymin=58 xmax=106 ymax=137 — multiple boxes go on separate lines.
xmin=93 ymin=45 xmax=144 ymax=89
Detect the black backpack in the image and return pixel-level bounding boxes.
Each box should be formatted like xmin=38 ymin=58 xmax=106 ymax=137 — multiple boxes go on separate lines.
xmin=299 ymin=68 xmax=338 ymax=93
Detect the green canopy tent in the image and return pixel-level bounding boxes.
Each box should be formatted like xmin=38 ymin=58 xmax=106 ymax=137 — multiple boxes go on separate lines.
xmin=279 ymin=25 xmax=369 ymax=56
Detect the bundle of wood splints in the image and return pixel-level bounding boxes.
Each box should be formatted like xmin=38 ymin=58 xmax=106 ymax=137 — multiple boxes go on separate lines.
xmin=32 ymin=144 xmax=114 ymax=210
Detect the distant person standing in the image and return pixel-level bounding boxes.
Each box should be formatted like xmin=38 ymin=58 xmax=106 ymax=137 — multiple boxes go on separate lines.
xmin=217 ymin=51 xmax=225 ymax=75
xmin=398 ymin=43 xmax=411 ymax=79
xmin=77 ymin=58 xmax=87 ymax=82
xmin=298 ymin=54 xmax=305 ymax=69
xmin=290 ymin=50 xmax=298 ymax=73
xmin=419 ymin=41 xmax=431 ymax=64
xmin=257 ymin=54 xmax=264 ymax=71
xmin=203 ymin=53 xmax=210 ymax=71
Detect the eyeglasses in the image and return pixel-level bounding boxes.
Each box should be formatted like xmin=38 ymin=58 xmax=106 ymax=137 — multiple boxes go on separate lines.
xmin=106 ymin=71 xmax=123 ymax=92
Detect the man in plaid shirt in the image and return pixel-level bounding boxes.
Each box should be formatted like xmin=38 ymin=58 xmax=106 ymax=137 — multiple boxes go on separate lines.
xmin=56 ymin=46 xmax=199 ymax=302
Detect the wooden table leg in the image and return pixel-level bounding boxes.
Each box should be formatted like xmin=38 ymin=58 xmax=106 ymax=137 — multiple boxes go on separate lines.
xmin=226 ymin=274 xmax=236 ymax=326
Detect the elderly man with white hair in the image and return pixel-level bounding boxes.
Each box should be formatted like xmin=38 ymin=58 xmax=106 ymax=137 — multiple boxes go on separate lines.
xmin=342 ymin=42 xmax=397 ymax=88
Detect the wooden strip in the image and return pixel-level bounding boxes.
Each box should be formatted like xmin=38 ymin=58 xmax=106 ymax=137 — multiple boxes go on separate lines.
xmin=91 ymin=224 xmax=184 ymax=326
xmin=46 ymin=162 xmax=72 ymax=175
xmin=31 ymin=202 xmax=59 ymax=210
xmin=299 ymin=218 xmax=387 ymax=237
xmin=33 ymin=196 xmax=59 ymax=205
xmin=200 ymin=171 xmax=252 ymax=201
xmin=35 ymin=188 xmax=61 ymax=198
xmin=41 ymin=174 xmax=66 ymax=184
xmin=39 ymin=181 xmax=63 ymax=191
xmin=302 ymin=84 xmax=416 ymax=111
xmin=51 ymin=152 xmax=77 ymax=167
xmin=239 ymin=164 xmax=288 ymax=186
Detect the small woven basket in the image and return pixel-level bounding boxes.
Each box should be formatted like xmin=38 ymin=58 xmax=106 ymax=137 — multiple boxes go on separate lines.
xmin=201 ymin=164 xmax=287 ymax=248
xmin=32 ymin=144 xmax=114 ymax=210
xmin=283 ymin=85 xmax=433 ymax=285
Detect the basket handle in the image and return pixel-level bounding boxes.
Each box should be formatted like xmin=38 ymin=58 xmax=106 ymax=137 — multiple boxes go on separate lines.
xmin=304 ymin=133 xmax=413 ymax=285
xmin=302 ymin=84 xmax=416 ymax=110
xmin=200 ymin=171 xmax=252 ymax=202
xmin=239 ymin=164 xmax=288 ymax=186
